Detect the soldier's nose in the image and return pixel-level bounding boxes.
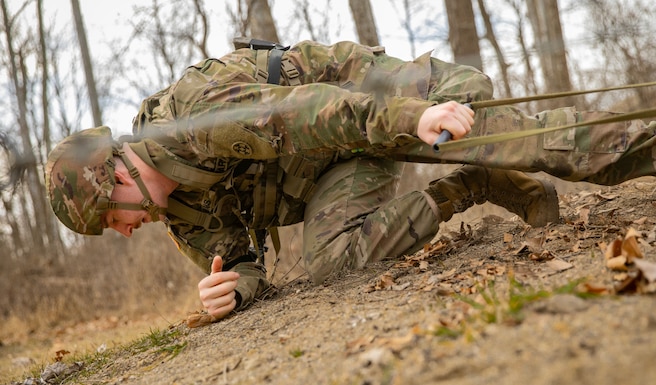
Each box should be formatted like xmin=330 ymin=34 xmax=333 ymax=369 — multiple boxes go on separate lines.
xmin=110 ymin=223 xmax=133 ymax=238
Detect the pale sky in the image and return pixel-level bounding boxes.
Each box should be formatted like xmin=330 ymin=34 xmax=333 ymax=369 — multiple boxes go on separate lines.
xmin=49 ymin=0 xmax=445 ymax=133
xmin=38 ymin=0 xmax=592 ymax=134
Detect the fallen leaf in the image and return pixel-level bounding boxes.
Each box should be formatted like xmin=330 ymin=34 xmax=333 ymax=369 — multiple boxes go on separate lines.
xmin=545 ymin=258 xmax=573 ymax=272
xmin=530 ymin=250 xmax=554 ymax=261
xmin=186 ymin=311 xmax=219 ymax=328
xmin=633 ymin=258 xmax=656 ymax=283
xmin=621 ymin=227 xmax=644 ymax=261
xmin=633 ymin=216 xmax=648 ymax=225
xmin=392 ymin=282 xmax=411 ymax=291
xmin=604 ymin=238 xmax=622 ymax=260
xmin=606 ymin=256 xmax=628 ymax=271
xmin=346 ymin=335 xmax=376 ymax=355
xmin=376 ymin=327 xmax=420 ymax=353
xmin=503 ymin=233 xmax=513 ymax=243
xmin=581 ymin=282 xmax=609 ymax=294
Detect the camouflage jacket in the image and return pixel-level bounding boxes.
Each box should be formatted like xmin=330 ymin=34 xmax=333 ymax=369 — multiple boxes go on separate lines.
xmin=129 ymin=40 xmax=437 ymax=309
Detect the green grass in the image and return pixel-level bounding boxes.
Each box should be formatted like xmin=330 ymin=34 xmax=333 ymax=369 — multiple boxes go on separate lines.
xmin=456 ymin=276 xmax=596 ymax=329
xmin=131 ymin=327 xmax=188 ymax=358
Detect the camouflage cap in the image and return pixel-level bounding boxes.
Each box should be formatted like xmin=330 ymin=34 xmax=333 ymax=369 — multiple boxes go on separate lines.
xmin=45 ymin=126 xmax=116 ymax=235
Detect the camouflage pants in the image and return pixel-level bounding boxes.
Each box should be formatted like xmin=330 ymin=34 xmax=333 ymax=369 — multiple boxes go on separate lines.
xmin=302 ymin=157 xmax=439 ymax=284
xmin=395 ymin=54 xmax=656 ymax=185
xmin=303 ymin=55 xmax=656 ymax=284
xmin=394 ymin=106 xmax=656 ymax=185
xmin=302 ymin=57 xmax=492 ymax=284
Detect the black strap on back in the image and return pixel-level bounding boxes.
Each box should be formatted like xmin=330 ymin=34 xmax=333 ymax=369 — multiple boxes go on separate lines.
xmin=267 ymin=48 xmax=285 ymax=85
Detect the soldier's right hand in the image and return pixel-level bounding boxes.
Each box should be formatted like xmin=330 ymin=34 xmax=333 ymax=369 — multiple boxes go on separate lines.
xmin=417 ymin=101 xmax=474 ymax=145
xmin=198 ymin=256 xmax=240 ymax=320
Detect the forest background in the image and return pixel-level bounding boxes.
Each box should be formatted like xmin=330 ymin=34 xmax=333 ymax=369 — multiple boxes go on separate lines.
xmin=2 ymin=0 xmax=656 ymax=380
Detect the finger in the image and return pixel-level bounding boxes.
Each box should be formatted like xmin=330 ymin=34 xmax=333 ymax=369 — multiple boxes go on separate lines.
xmin=211 ymin=255 xmax=223 ymax=274
xmin=207 ymin=297 xmax=237 ymax=319
xmin=200 ymin=281 xmax=237 ymax=309
xmin=198 ymin=271 xmax=240 ymax=290
xmin=200 ymin=277 xmax=239 ymax=301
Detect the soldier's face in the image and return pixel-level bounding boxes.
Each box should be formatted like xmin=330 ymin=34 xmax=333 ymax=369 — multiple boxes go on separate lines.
xmin=101 ymin=174 xmax=152 ymax=237
xmin=102 ymin=208 xmax=151 ymax=237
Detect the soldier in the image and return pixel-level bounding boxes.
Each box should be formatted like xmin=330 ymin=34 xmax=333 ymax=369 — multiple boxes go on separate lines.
xmin=45 ymin=40 xmax=655 ymax=321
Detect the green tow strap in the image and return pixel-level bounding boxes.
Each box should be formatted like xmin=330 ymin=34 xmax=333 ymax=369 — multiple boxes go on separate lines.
xmin=436 ymin=107 xmax=656 ymax=153
xmin=468 ymin=81 xmax=656 ymax=110
xmin=434 ymin=80 xmax=656 ymax=152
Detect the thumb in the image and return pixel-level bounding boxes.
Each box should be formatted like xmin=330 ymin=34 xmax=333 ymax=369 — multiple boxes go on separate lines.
xmin=211 ymin=255 xmax=223 ymax=274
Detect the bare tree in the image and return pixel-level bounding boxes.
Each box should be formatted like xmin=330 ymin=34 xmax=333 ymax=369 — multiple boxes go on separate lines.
xmin=290 ymin=0 xmax=332 ymax=43
xmin=444 ymin=0 xmax=482 ymax=70
xmin=504 ymin=0 xmax=539 ymax=101
xmin=246 ymin=0 xmax=280 ymax=42
xmin=125 ymin=0 xmax=213 ymax=91
xmin=526 ymin=0 xmax=574 ymax=108
xmin=70 ymin=0 xmax=103 ymax=126
xmin=1 ymin=0 xmax=48 ymax=255
xmin=349 ymin=0 xmax=379 ymax=46
xmin=476 ymin=0 xmax=514 ymax=98
xmin=583 ymin=0 xmax=656 ymax=110
xmin=37 ymin=0 xmax=51 ymax=154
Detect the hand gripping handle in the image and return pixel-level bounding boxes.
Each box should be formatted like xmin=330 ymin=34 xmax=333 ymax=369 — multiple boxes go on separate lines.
xmin=432 ymin=103 xmax=473 ymax=153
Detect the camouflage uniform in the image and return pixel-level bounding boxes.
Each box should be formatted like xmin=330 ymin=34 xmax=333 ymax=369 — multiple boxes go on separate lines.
xmin=127 ymin=40 xmax=500 ymax=307
xmin=50 ymin=40 xmax=656 ymax=310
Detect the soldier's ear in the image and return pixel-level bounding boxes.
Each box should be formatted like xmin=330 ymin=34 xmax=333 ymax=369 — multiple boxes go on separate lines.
xmin=114 ymin=168 xmax=129 ymax=186
xmin=112 ymin=157 xmax=131 ymax=186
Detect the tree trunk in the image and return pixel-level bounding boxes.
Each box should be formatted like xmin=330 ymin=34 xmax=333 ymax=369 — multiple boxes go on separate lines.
xmin=246 ymin=0 xmax=280 ymax=43
xmin=505 ymin=0 xmax=539 ymax=102
xmin=1 ymin=0 xmax=48 ymax=256
xmin=37 ymin=0 xmax=52 ymax=154
xmin=526 ymin=0 xmax=574 ymax=108
xmin=444 ymin=0 xmax=482 ymax=70
xmin=477 ymin=0 xmax=511 ymax=96
xmin=348 ymin=0 xmax=379 ymax=46
xmin=70 ymin=0 xmax=103 ymax=126
xmin=37 ymin=0 xmax=64 ymax=254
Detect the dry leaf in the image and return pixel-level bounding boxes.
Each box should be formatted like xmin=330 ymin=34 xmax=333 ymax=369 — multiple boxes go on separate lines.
xmin=54 ymin=349 xmax=70 ymax=362
xmin=621 ymin=227 xmax=644 ymax=261
xmin=376 ymin=327 xmax=420 ymax=353
xmin=604 ymin=238 xmax=622 ymax=260
xmin=581 ymin=282 xmax=609 ymax=294
xmin=545 ymin=258 xmax=573 ymax=272
xmin=186 ymin=311 xmax=219 ymax=328
xmin=633 ymin=258 xmax=656 ymax=283
xmin=346 ymin=335 xmax=375 ymax=355
xmin=633 ymin=216 xmax=648 ymax=225
xmin=530 ymin=250 xmax=554 ymax=261
xmin=392 ymin=282 xmax=411 ymax=291
xmin=607 ymin=256 xmax=628 ymax=271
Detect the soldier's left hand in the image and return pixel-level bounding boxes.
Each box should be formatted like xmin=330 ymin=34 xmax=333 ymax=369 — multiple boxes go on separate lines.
xmin=198 ymin=256 xmax=240 ymax=319
xmin=417 ymin=101 xmax=474 ymax=144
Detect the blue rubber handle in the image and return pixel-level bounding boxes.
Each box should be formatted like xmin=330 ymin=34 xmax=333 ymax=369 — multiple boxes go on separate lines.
xmin=432 ymin=103 xmax=473 ymax=153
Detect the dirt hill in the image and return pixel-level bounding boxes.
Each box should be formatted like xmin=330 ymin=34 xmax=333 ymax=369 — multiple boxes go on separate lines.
xmin=12 ymin=178 xmax=656 ymax=385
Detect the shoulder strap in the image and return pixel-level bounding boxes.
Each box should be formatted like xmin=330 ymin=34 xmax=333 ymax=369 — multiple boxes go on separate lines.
xmin=128 ymin=141 xmax=226 ymax=189
xmin=234 ymin=37 xmax=301 ymax=86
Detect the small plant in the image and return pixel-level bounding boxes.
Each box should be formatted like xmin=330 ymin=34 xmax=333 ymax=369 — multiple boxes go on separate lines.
xmin=132 ymin=327 xmax=188 ymax=358
xmin=459 ymin=276 xmax=593 ymax=327
xmin=290 ymin=348 xmax=304 ymax=358
xmin=432 ymin=325 xmax=461 ymax=339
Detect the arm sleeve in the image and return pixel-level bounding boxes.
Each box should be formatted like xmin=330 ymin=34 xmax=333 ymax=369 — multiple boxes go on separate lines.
xmin=166 ymin=223 xmax=269 ymax=310
xmin=167 ymin=69 xmax=435 ymax=160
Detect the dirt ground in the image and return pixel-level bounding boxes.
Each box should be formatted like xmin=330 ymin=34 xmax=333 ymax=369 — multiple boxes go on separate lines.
xmin=10 ymin=177 xmax=656 ymax=385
